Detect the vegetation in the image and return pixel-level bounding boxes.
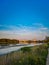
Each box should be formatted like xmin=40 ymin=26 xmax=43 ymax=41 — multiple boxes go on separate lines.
xmin=21 ymin=47 xmax=31 ymax=53
xmin=0 ymin=43 xmax=49 ymax=65
xmin=44 ymin=36 xmax=49 ymax=43
xmin=0 ymin=36 xmax=49 ymax=45
xmin=0 ymin=38 xmax=19 ymax=45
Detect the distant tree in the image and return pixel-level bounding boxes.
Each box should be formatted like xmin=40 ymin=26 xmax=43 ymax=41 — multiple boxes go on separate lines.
xmin=0 ymin=38 xmax=19 ymax=45
xmin=44 ymin=36 xmax=49 ymax=43
xmin=11 ymin=39 xmax=19 ymax=44
xmin=27 ymin=40 xmax=32 ymax=44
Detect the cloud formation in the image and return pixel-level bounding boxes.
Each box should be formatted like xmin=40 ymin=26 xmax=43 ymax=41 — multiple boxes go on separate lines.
xmin=0 ymin=23 xmax=49 ymax=40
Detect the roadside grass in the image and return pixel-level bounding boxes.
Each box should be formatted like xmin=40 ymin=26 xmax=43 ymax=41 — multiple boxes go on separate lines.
xmin=0 ymin=43 xmax=49 ymax=65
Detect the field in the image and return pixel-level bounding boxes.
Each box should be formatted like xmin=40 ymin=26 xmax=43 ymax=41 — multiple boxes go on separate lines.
xmin=0 ymin=43 xmax=49 ymax=65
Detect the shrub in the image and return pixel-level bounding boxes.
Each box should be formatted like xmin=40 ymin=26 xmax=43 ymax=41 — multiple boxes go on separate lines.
xmin=21 ymin=47 xmax=31 ymax=53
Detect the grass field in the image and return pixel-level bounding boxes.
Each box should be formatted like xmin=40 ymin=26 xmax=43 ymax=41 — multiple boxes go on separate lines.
xmin=0 ymin=43 xmax=49 ymax=65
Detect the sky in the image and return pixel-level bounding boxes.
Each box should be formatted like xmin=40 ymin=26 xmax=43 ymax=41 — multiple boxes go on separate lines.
xmin=0 ymin=0 xmax=49 ymax=40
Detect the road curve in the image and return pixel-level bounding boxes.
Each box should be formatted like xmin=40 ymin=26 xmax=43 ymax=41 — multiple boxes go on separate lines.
xmin=0 ymin=43 xmax=42 ymax=55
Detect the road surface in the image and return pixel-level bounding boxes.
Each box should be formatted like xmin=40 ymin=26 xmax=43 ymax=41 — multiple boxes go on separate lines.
xmin=0 ymin=43 xmax=42 ymax=55
xmin=46 ymin=48 xmax=49 ymax=65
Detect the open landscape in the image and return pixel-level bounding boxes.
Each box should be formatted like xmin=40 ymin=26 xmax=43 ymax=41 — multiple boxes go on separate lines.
xmin=0 ymin=37 xmax=49 ymax=65
xmin=0 ymin=43 xmax=49 ymax=65
xmin=0 ymin=0 xmax=49 ymax=65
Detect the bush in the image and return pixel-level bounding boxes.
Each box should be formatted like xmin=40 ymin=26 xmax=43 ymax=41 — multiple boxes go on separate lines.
xmin=21 ymin=47 xmax=31 ymax=53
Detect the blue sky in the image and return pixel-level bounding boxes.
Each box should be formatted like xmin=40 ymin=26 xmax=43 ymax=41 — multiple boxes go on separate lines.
xmin=0 ymin=0 xmax=49 ymax=40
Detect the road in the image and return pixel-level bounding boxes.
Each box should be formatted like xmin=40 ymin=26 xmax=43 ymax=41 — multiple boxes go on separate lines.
xmin=0 ymin=43 xmax=42 ymax=55
xmin=46 ymin=48 xmax=49 ymax=65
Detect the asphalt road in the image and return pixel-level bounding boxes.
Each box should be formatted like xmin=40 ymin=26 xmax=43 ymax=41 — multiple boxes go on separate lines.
xmin=46 ymin=49 xmax=49 ymax=65
xmin=0 ymin=43 xmax=42 ymax=56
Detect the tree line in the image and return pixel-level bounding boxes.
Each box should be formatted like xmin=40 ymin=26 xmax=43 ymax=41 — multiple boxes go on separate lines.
xmin=0 ymin=36 xmax=49 ymax=45
xmin=0 ymin=39 xmax=19 ymax=45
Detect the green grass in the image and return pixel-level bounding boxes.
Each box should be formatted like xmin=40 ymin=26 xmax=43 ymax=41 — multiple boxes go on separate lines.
xmin=0 ymin=43 xmax=49 ymax=65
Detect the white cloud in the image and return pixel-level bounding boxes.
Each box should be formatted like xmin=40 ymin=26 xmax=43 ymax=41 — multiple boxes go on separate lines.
xmin=32 ymin=23 xmax=43 ymax=27
xmin=0 ymin=24 xmax=49 ymax=40
xmin=40 ymin=27 xmax=48 ymax=30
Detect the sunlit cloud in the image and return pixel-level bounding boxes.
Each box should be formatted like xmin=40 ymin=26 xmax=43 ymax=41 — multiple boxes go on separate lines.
xmin=0 ymin=23 xmax=49 ymax=40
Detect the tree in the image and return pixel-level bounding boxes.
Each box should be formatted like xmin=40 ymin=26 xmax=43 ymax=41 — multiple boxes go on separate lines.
xmin=44 ymin=36 xmax=49 ymax=43
xmin=27 ymin=40 xmax=32 ymax=44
